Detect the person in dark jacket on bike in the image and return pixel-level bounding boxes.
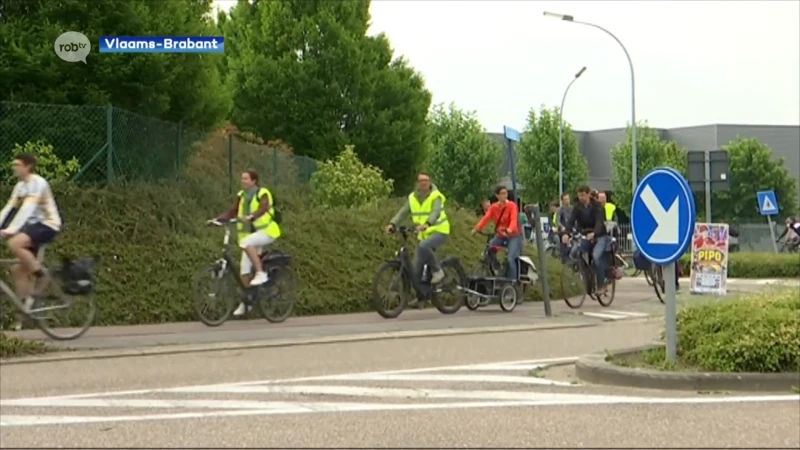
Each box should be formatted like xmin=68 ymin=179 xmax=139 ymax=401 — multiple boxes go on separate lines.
xmin=562 ymin=185 xmax=610 ymax=295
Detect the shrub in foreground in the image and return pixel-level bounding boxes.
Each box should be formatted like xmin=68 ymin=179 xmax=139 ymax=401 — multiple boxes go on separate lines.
xmin=679 ymin=252 xmax=800 ymax=279
xmin=0 ymin=333 xmax=48 ymax=358
xmin=672 ymin=289 xmax=800 ymax=373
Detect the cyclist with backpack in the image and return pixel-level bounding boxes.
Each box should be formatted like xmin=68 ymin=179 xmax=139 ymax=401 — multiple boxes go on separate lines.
xmin=212 ymin=169 xmax=281 ymax=316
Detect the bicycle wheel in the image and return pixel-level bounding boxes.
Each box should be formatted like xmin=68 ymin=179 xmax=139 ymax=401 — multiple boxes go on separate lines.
xmin=33 ymin=276 xmax=97 ymax=341
xmin=193 ymin=263 xmax=238 ymax=327
xmin=258 ymin=265 xmax=295 ymax=323
xmin=372 ymin=261 xmax=409 ymax=319
xmin=651 ymin=265 xmax=666 ymax=304
xmin=561 ymin=260 xmax=587 ymax=309
xmin=597 ymin=255 xmax=618 ymax=307
xmin=596 ymin=275 xmax=616 ymax=307
xmin=467 ymin=262 xmax=491 ymax=310
xmin=431 ymin=257 xmax=467 ymax=315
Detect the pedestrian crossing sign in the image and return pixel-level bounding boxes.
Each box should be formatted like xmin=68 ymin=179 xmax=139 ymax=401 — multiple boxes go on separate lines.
xmin=756 ymin=190 xmax=779 ymax=216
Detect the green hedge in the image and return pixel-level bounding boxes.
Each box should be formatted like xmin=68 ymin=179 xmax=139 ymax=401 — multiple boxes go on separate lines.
xmin=679 ymin=252 xmax=800 ymax=278
xmin=0 ymin=333 xmax=48 ymax=358
xmin=673 ymin=289 xmax=800 ymax=373
xmin=0 ymin=180 xmax=578 ymax=328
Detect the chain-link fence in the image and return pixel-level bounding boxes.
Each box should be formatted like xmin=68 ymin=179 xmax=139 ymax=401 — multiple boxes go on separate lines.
xmin=1 ymin=101 xmax=318 ymax=188
xmin=1 ymin=101 xmax=205 ymax=183
xmin=203 ymin=133 xmax=319 ymax=194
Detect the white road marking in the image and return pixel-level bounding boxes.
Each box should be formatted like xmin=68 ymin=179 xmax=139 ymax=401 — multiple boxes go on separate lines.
xmin=272 ymin=373 xmax=573 ymax=386
xmin=582 ymin=310 xmax=649 ymax=320
xmin=3 ymin=395 xmax=798 ymax=427
xmin=4 ymin=355 xmax=796 ymax=428
xmin=0 ymin=357 xmax=579 ymax=403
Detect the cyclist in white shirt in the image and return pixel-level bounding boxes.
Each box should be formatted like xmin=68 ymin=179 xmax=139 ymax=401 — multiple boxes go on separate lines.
xmin=0 ymin=153 xmax=63 ymax=310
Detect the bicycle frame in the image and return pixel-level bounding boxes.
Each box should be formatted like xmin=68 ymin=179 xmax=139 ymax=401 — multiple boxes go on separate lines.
xmin=478 ymin=232 xmax=507 ymax=278
xmin=389 ymin=227 xmax=434 ymax=299
xmin=0 ymin=257 xmax=66 ymax=317
xmin=211 ymin=219 xmax=291 ymax=296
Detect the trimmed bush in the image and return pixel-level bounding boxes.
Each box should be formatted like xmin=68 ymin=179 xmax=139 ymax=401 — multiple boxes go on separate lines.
xmin=0 ymin=139 xmax=579 ymax=327
xmin=672 ymin=290 xmax=800 ymax=373
xmin=679 ymin=252 xmax=800 ymax=279
xmin=0 ymin=333 xmax=48 ymax=358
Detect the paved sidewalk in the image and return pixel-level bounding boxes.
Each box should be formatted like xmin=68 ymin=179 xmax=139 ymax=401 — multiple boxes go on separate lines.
xmin=7 ymin=277 xmax=786 ymax=353
xmin=7 ymin=287 xmax=659 ymax=352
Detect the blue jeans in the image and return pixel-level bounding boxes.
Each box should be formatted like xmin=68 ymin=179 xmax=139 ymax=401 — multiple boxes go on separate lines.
xmin=489 ymin=235 xmax=523 ymax=280
xmin=579 ymin=235 xmax=611 ymax=287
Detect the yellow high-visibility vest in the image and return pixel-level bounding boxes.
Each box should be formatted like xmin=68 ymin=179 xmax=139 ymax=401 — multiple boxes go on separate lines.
xmin=604 ymin=203 xmax=617 ymax=221
xmin=408 ymin=190 xmax=450 ymax=240
xmin=236 ymin=187 xmax=281 ymax=241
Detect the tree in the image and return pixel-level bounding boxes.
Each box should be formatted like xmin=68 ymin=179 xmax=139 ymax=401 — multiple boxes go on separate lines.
xmin=712 ymin=137 xmax=798 ymax=222
xmin=516 ymin=106 xmax=589 ymax=208
xmin=223 ymin=0 xmax=431 ymax=193
xmin=1 ymin=140 xmax=80 ymax=183
xmin=611 ymin=123 xmax=688 ymax=216
xmin=0 ymin=0 xmax=230 ymax=131
xmin=310 ymin=145 xmax=393 ymax=209
xmin=425 ymin=103 xmax=500 ymax=208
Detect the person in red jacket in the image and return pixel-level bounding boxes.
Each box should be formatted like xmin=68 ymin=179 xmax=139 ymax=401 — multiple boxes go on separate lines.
xmin=472 ymin=186 xmax=523 ymax=280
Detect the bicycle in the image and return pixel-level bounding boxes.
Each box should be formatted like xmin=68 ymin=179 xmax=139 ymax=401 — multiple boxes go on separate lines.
xmin=466 ymin=232 xmax=538 ymax=312
xmin=777 ymin=237 xmax=799 ymax=254
xmin=0 ymin=246 xmax=97 ymax=340
xmin=193 ymin=219 xmax=295 ymax=326
xmin=559 ymin=231 xmax=620 ymax=309
xmin=372 ymin=226 xmax=467 ymax=319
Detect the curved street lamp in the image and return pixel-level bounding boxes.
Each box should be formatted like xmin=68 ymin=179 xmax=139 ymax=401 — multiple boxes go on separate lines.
xmin=544 ymin=11 xmax=639 ymax=193
xmin=559 ymin=66 xmax=586 ymax=198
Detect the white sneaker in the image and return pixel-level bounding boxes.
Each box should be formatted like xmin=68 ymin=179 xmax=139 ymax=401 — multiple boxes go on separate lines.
xmin=430 ymin=270 xmax=445 ymax=284
xmin=250 ymin=271 xmax=269 ymax=286
xmin=232 ymin=303 xmax=247 ymax=316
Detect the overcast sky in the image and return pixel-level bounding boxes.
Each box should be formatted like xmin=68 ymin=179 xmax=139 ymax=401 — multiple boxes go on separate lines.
xmin=214 ymin=0 xmax=800 ymax=133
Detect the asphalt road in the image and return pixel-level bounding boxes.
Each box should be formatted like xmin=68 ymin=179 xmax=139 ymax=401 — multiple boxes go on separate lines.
xmin=6 ymin=276 xmax=790 ymax=353
xmin=2 ymin=320 xmax=798 ymax=448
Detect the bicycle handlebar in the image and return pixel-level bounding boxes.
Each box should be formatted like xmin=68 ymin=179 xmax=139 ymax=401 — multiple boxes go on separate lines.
xmin=388 ymin=225 xmax=419 ymax=235
xmin=207 ymin=218 xmax=240 ymax=226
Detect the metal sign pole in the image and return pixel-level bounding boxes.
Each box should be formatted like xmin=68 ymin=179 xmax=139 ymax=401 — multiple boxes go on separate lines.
xmin=663 ymin=262 xmax=678 ymax=361
xmin=704 ymin=151 xmax=712 ymax=223
xmin=767 ymin=215 xmax=779 ymax=253
xmin=531 ymin=206 xmax=552 ymax=317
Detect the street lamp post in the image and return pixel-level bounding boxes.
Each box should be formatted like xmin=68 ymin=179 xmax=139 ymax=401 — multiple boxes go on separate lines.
xmin=558 ymin=66 xmax=586 ymax=199
xmin=544 ymin=11 xmax=638 ymax=192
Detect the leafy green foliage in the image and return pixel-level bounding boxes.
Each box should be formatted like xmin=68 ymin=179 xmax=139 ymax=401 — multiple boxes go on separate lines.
xmin=310 ymin=145 xmax=393 ymax=209
xmin=611 ymin=123 xmax=688 ymax=215
xmin=711 ymin=137 xmax=798 ymax=222
xmin=516 ymin=106 xmax=588 ymax=207
xmin=222 ymin=0 xmax=431 ymax=194
xmin=0 ymin=333 xmax=49 ymax=358
xmin=426 ymin=103 xmax=501 ymax=208
xmin=674 ymin=290 xmax=799 ymax=372
xmin=0 ymin=0 xmax=229 ymax=130
xmin=1 ymin=140 xmax=81 ymax=183
xmin=679 ymin=252 xmax=800 ymax=279
xmin=0 ymin=186 xmax=579 ymax=328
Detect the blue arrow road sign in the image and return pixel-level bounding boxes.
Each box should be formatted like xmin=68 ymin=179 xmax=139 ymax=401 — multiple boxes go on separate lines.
xmin=756 ymin=190 xmax=779 ymax=216
xmin=631 ymin=167 xmax=696 ymax=265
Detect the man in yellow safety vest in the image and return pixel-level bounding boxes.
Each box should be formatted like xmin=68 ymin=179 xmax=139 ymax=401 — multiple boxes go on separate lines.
xmin=385 ymin=172 xmax=450 ymax=284
xmin=597 ymin=192 xmax=617 ymax=222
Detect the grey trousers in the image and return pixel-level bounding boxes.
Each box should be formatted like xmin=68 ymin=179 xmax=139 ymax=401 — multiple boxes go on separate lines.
xmin=414 ymin=232 xmax=448 ymax=280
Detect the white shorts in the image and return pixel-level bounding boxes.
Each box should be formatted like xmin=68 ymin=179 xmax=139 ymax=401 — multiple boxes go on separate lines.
xmin=239 ymin=232 xmax=277 ymax=275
